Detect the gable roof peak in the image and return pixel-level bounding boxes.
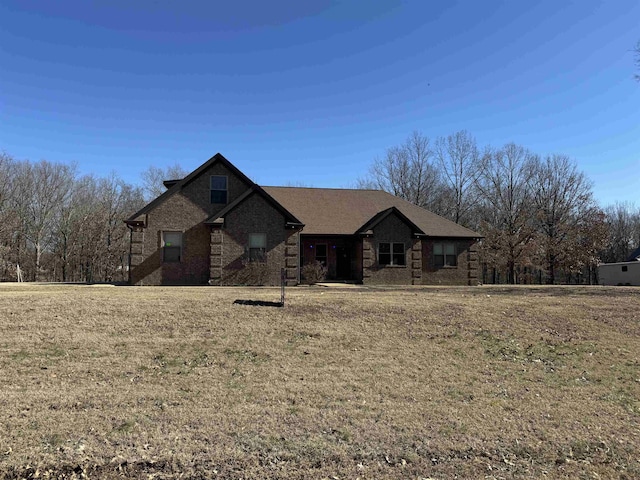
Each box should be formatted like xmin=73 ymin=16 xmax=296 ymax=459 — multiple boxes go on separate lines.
xmin=125 ymin=152 xmax=254 ymax=224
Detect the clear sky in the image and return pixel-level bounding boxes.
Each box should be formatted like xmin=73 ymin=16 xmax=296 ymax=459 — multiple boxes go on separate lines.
xmin=1 ymin=0 xmax=638 ymax=206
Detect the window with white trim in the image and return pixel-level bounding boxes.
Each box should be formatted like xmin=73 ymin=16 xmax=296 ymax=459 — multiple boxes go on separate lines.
xmin=210 ymin=175 xmax=228 ymax=204
xmin=162 ymin=231 xmax=182 ymax=263
xmin=248 ymin=233 xmax=266 ymax=262
xmin=434 ymin=242 xmax=457 ymax=267
xmin=378 ymin=242 xmax=405 ymax=266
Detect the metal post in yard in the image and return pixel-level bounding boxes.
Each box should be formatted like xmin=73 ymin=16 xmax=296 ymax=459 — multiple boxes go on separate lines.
xmin=280 ymin=267 xmax=285 ymax=307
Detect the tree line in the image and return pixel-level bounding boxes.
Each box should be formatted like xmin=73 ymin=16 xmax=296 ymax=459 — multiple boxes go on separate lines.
xmin=0 ymin=153 xmax=145 ymax=282
xmin=1 ymin=139 xmax=638 ymax=285
xmin=359 ymin=131 xmax=640 ymax=284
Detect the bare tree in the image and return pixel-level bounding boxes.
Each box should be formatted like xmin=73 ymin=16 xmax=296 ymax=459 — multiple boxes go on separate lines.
xmin=435 ymin=130 xmax=482 ymax=225
xmin=53 ymin=178 xmax=83 ymax=282
xmin=65 ymin=176 xmax=105 ymax=282
xmin=51 ymin=173 xmax=144 ymax=282
xmin=476 ymin=144 xmax=539 ymax=283
xmin=572 ymin=207 xmax=609 ymax=284
xmin=600 ymin=202 xmax=640 ymax=262
xmin=96 ymin=174 xmax=145 ymax=281
xmin=1 ymin=153 xmax=146 ymax=282
xmin=359 ymin=131 xmax=445 ymax=213
xmin=17 ymin=161 xmax=76 ymax=280
xmin=141 ymin=163 xmax=188 ymax=201
xmin=0 ymin=153 xmax=21 ymax=279
xmin=530 ymin=154 xmax=598 ymax=284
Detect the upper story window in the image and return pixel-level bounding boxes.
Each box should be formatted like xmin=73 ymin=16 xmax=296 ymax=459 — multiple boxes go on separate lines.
xmin=434 ymin=242 xmax=457 ymax=267
xmin=378 ymin=242 xmax=405 ymax=266
xmin=210 ymin=175 xmax=228 ymax=204
xmin=162 ymin=231 xmax=182 ymax=263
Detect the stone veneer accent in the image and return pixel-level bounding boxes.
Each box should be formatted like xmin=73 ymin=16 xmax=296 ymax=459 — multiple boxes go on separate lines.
xmin=468 ymin=242 xmax=479 ymax=284
xmin=209 ymin=228 xmax=223 ymax=285
xmin=284 ymin=231 xmax=299 ymax=285
xmin=411 ymin=238 xmax=422 ymax=285
xmin=129 ymin=227 xmax=144 ymax=265
xmin=362 ymin=236 xmax=374 ymax=280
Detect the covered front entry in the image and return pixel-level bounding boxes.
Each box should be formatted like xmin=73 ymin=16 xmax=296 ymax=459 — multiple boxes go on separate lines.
xmin=301 ymin=236 xmax=361 ymax=281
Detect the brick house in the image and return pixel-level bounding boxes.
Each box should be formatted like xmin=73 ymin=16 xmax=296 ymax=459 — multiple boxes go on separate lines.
xmin=125 ymin=153 xmax=481 ymax=286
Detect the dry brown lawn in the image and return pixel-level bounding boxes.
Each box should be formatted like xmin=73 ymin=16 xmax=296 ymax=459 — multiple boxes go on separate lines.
xmin=0 ymin=283 xmax=638 ymax=479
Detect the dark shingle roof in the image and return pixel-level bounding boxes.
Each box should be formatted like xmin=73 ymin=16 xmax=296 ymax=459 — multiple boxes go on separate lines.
xmin=262 ymin=186 xmax=480 ymax=238
xmin=125 ymin=153 xmax=480 ymax=239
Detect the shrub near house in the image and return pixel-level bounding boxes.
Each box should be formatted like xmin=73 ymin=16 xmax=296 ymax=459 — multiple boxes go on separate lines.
xmin=125 ymin=154 xmax=481 ymax=286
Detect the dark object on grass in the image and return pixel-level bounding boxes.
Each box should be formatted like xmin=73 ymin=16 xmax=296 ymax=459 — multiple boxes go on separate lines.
xmin=232 ymin=269 xmax=286 ymax=307
xmin=233 ymin=299 xmax=283 ymax=307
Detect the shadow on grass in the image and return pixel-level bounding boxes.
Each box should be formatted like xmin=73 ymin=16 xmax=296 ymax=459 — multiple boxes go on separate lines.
xmin=233 ymin=299 xmax=283 ymax=308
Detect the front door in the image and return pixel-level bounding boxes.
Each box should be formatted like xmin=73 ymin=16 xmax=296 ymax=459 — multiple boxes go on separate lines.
xmin=336 ymin=246 xmax=351 ymax=279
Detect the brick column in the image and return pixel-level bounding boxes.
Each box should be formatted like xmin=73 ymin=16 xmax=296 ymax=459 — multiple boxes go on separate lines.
xmin=209 ymin=228 xmax=223 ymax=285
xmin=362 ymin=237 xmax=373 ymax=282
xmin=284 ymin=230 xmax=300 ymax=286
xmin=468 ymin=242 xmax=479 ymax=286
xmin=129 ymin=226 xmax=144 ymax=285
xmin=411 ymin=238 xmax=422 ymax=285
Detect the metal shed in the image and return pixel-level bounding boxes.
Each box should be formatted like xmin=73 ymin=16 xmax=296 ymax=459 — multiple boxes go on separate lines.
xmin=597 ymin=261 xmax=640 ymax=286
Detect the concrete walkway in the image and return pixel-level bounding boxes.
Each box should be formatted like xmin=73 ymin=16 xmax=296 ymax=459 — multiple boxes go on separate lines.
xmin=315 ymin=282 xmax=363 ymax=288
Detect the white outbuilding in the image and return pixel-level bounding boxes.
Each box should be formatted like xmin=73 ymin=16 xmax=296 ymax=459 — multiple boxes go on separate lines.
xmin=598 ymin=261 xmax=640 ymax=286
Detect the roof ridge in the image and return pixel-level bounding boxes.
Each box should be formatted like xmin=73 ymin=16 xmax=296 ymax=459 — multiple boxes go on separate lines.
xmin=263 ymin=185 xmax=383 ymax=192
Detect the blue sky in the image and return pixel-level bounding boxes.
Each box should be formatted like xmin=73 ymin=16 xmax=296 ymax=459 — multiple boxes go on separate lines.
xmin=1 ymin=0 xmax=638 ymax=206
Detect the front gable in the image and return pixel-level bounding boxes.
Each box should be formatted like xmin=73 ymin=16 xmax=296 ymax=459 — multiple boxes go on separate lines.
xmin=204 ymin=186 xmax=303 ymax=228
xmin=208 ymin=190 xmax=302 ymax=286
xmin=126 ymin=154 xmax=259 ymax=285
xmin=356 ymin=207 xmax=425 ymax=238
xmin=126 ymin=153 xmax=255 ymax=225
xmin=361 ymin=210 xmax=421 ymax=285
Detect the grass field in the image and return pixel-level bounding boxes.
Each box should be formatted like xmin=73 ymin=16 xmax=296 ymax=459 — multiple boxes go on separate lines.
xmin=0 ymin=284 xmax=638 ymax=479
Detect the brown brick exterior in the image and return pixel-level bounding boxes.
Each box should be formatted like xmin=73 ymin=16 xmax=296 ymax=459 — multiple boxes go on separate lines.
xmin=128 ymin=156 xmax=479 ymax=287
xmin=210 ymin=192 xmax=298 ymax=286
xmin=421 ymin=239 xmax=479 ymax=286
xmin=130 ymin=161 xmax=252 ymax=285
xmin=362 ymin=214 xmax=414 ymax=285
